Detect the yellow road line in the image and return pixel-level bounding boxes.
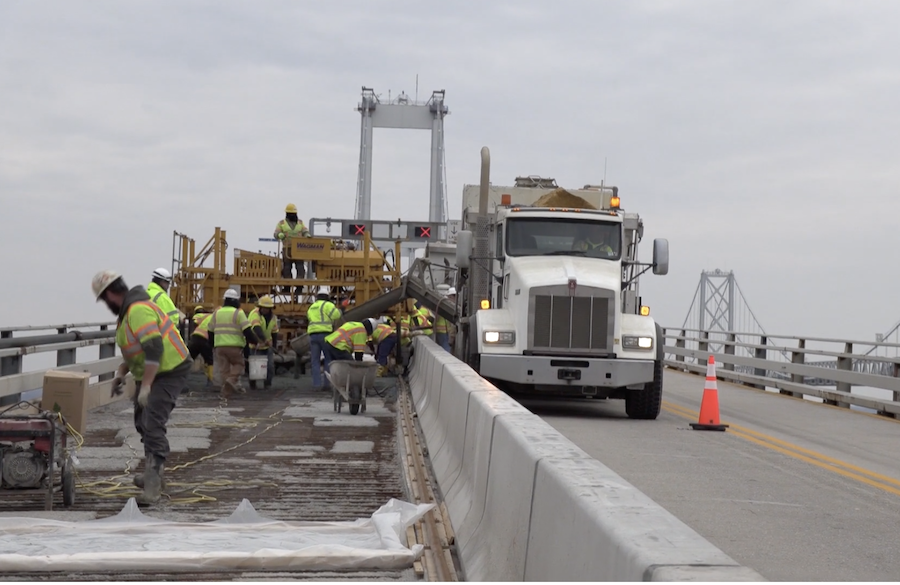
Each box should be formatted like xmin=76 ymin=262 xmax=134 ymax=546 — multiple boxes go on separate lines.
xmin=661 ymin=401 xmax=900 ymax=497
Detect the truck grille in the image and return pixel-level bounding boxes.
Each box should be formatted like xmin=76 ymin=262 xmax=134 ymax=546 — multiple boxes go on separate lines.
xmin=531 ymin=292 xmax=613 ymax=353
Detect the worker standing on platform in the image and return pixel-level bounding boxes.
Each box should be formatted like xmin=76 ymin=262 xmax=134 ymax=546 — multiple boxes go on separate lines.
xmin=307 ymin=286 xmax=342 ymax=391
xmin=434 ymin=287 xmax=456 ymax=352
xmin=274 ymin=203 xmax=311 ymax=282
xmin=91 ymin=270 xmax=192 ymax=506
xmin=207 ymin=289 xmax=261 ymax=398
xmin=248 ymin=295 xmax=279 ymax=389
xmin=147 ymin=268 xmax=181 ymax=326
xmin=323 ymin=319 xmax=375 ymax=365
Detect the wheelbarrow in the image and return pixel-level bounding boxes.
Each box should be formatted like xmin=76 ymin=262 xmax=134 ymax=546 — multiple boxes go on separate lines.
xmin=325 ymin=360 xmax=378 ymax=415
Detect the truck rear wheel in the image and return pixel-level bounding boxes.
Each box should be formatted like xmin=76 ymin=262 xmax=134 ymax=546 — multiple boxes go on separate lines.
xmin=625 ymin=358 xmax=663 ymax=419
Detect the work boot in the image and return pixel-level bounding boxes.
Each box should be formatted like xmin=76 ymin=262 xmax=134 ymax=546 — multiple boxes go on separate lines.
xmin=136 ymin=455 xmax=165 ymax=506
xmin=249 ymin=380 xmax=257 ymax=390
xmin=133 ymin=473 xmax=167 ymax=490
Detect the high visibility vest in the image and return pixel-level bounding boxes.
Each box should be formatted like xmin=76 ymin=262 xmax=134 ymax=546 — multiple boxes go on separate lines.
xmin=249 ymin=308 xmax=279 ymax=349
xmin=372 ymin=323 xmax=395 ymax=345
xmin=208 ymin=306 xmax=252 ymax=348
xmin=399 ymin=315 xmax=414 ymax=346
xmin=434 ymin=315 xmax=449 ymax=334
xmin=147 ymin=282 xmax=180 ymax=326
xmin=417 ymin=308 xmax=433 ymax=336
xmin=274 ymin=219 xmax=310 ymax=241
xmin=307 ymin=300 xmax=341 ymax=334
xmin=192 ymin=313 xmax=214 ymax=340
xmin=325 ymin=322 xmax=369 ymax=353
xmin=192 ymin=313 xmax=208 ymax=327
xmin=116 ymin=301 xmax=189 ymax=382
xmin=575 ymin=239 xmax=613 ymax=254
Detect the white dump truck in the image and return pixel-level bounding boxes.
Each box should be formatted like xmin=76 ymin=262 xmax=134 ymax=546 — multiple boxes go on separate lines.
xmin=451 ymin=148 xmax=669 ymax=419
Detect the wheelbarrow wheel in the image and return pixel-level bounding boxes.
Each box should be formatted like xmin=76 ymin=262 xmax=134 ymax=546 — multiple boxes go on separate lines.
xmin=62 ymin=462 xmax=75 ymax=507
xmin=333 ymin=387 xmax=341 ymax=413
xmin=349 ymin=387 xmax=361 ymax=415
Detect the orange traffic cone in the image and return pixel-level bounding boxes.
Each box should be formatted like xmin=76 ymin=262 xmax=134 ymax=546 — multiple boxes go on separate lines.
xmin=689 ymin=356 xmax=729 ymax=431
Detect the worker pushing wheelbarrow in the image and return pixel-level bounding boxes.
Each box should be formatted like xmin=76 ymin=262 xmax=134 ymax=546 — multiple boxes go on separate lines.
xmin=325 ymin=360 xmax=378 ymax=415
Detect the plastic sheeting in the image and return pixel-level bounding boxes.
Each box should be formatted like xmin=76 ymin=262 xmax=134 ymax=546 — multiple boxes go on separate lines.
xmin=0 ymin=498 xmax=434 ymax=573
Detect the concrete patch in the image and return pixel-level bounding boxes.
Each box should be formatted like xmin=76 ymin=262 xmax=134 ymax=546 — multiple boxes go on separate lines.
xmin=331 ymin=441 xmax=375 ymax=454
xmin=313 ymin=416 xmax=379 ymax=428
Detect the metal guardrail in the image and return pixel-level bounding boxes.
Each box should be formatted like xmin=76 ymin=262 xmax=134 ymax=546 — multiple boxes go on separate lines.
xmin=0 ymin=322 xmax=120 ymax=405
xmin=662 ymin=327 xmax=900 ymax=418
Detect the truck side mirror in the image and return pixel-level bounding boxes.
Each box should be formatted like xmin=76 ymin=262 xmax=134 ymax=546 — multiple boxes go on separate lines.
xmin=652 ymin=238 xmax=669 ymax=275
xmin=456 ymin=230 xmax=474 ymax=269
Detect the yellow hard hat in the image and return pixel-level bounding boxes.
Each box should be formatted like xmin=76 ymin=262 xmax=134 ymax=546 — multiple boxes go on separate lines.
xmin=194 ymin=305 xmax=205 ymax=314
xmin=258 ymin=295 xmax=275 ymax=308
xmin=285 ymin=203 xmax=298 ymax=214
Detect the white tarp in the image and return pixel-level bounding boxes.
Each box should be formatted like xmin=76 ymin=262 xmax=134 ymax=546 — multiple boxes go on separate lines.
xmin=0 ymin=498 xmax=434 ymax=573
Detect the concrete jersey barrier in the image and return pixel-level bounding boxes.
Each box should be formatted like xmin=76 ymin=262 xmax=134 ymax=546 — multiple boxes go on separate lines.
xmin=408 ymin=337 xmax=765 ymax=581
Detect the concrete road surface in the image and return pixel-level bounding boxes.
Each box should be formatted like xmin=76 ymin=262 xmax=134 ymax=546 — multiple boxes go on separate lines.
xmin=518 ymin=368 xmax=900 ymax=582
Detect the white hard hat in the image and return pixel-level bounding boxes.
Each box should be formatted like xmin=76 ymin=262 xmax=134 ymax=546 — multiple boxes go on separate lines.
xmin=223 ymin=289 xmax=240 ymax=300
xmin=151 ymin=267 xmax=172 ymax=281
xmin=92 ymin=269 xmax=122 ymax=301
xmin=364 ymin=318 xmax=377 ymax=330
xmin=316 ymin=286 xmax=330 ymax=295
xmin=446 ymin=287 xmax=457 ymax=296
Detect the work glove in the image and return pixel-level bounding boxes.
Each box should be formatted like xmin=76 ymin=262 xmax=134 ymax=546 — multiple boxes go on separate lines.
xmin=277 ymin=233 xmax=285 ymax=240
xmin=137 ymin=385 xmax=151 ymax=408
xmin=110 ymin=376 xmax=125 ymax=398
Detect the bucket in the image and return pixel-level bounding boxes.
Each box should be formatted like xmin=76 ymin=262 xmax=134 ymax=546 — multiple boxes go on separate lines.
xmin=248 ymin=355 xmax=267 ymax=381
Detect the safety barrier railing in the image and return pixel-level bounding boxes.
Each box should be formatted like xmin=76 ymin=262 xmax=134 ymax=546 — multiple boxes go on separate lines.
xmin=0 ymin=322 xmax=120 ymax=405
xmin=662 ymin=327 xmax=900 ymax=418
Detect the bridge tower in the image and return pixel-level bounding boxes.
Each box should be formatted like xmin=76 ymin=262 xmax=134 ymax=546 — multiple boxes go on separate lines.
xmin=681 ymin=269 xmax=770 ymax=347
xmin=355 ymin=87 xmax=449 ymax=223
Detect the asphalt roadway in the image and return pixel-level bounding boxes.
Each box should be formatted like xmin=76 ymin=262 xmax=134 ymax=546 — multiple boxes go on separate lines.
xmin=519 ymin=368 xmax=900 ymax=582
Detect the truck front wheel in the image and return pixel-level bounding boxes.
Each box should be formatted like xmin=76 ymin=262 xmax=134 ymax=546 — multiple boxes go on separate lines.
xmin=625 ymin=358 xmax=663 ymax=419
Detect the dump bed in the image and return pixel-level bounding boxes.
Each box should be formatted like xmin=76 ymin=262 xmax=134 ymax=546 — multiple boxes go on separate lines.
xmin=462 ymin=184 xmax=615 ymax=216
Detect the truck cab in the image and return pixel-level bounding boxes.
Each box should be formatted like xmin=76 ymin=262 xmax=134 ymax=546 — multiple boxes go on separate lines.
xmin=454 ymin=167 xmax=669 ymax=419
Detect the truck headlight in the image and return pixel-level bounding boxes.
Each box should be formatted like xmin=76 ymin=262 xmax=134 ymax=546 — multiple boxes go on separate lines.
xmin=622 ymin=336 xmax=653 ymax=350
xmin=484 ymin=331 xmax=516 ymax=344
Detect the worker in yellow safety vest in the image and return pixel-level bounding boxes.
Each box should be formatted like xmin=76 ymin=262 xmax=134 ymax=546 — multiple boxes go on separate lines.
xmin=207 ymin=289 xmax=261 ymax=398
xmin=307 ymin=286 xmax=342 ymax=391
xmin=369 ymin=319 xmax=400 ymax=377
xmin=92 ymin=269 xmax=193 ymax=506
xmin=571 ymin=223 xmax=615 ymax=257
xmin=188 ymin=309 xmax=215 ymax=384
xmin=147 ymin=268 xmax=181 ymax=326
xmin=434 ymin=287 xmax=456 ymax=352
xmin=323 ymin=319 xmax=375 ymax=366
xmin=415 ymin=302 xmax=434 ymax=337
xmin=274 ymin=203 xmax=311 ymax=281
xmin=247 ymin=295 xmax=279 ymax=389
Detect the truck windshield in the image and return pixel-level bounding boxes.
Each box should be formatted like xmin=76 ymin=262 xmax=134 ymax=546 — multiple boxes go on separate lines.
xmin=505 ymin=217 xmax=621 ymax=259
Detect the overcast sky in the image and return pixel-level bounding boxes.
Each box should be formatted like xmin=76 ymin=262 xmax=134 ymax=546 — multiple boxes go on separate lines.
xmin=2 ymin=0 xmax=899 ymax=342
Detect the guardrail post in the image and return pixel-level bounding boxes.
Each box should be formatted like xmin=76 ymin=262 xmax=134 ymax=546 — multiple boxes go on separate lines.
xmin=675 ymin=329 xmax=686 ymax=371
xmin=56 ymin=327 xmax=77 ymax=367
xmin=829 ymin=342 xmax=852 ymax=408
xmin=98 ymin=324 xmax=116 ymax=381
xmin=0 ymin=331 xmax=23 ymax=406
xmin=752 ymin=335 xmax=767 ymax=390
xmin=784 ymin=338 xmax=805 ymax=398
xmin=724 ymin=333 xmax=735 ymax=372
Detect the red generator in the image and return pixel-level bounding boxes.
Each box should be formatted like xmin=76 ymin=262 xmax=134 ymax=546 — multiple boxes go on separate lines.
xmin=0 ymin=409 xmax=76 ymax=510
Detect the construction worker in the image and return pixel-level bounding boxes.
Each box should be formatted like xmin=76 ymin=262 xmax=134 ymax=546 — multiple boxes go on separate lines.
xmin=369 ymin=319 xmax=399 ymax=376
xmin=307 ymin=286 xmax=342 ymax=391
xmin=434 ymin=287 xmax=456 ymax=352
xmin=247 ymin=295 xmax=279 ymax=389
xmin=572 ymin=224 xmax=615 ymax=257
xmin=415 ymin=302 xmax=434 ymax=337
xmin=187 ymin=309 xmax=215 ymax=384
xmin=91 ymin=269 xmax=192 ymax=506
xmin=207 ymin=289 xmax=261 ymax=397
xmin=147 ymin=268 xmax=181 ymax=326
xmin=274 ymin=203 xmax=311 ymax=280
xmin=323 ymin=319 xmax=375 ymax=365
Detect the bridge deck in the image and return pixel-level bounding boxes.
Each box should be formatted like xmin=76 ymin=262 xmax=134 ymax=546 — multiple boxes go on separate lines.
xmin=0 ymin=372 xmax=419 ymax=582
xmin=523 ymin=368 xmax=900 ymax=581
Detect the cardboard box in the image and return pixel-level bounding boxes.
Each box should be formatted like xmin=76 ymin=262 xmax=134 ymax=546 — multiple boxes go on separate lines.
xmin=41 ymin=371 xmax=91 ymax=435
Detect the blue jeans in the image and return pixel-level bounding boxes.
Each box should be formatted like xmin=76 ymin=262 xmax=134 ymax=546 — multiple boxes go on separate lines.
xmin=435 ymin=332 xmax=451 ymax=352
xmin=375 ymin=335 xmax=398 ymax=366
xmin=309 ymin=333 xmax=329 ymax=389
